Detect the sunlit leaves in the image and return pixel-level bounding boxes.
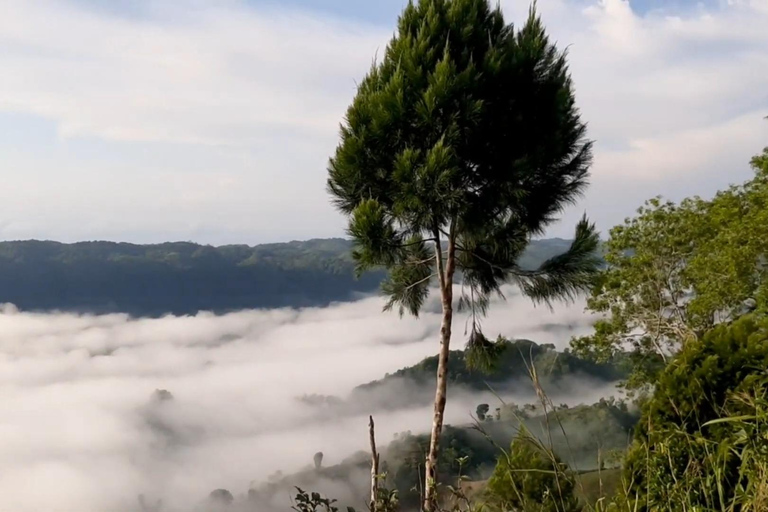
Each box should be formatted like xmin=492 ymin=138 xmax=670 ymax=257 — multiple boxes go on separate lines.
xmin=622 ymin=316 xmax=768 ymax=509
xmin=573 ymin=148 xmax=768 ymax=389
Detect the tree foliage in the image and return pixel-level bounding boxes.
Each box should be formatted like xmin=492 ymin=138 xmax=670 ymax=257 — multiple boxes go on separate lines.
xmin=572 ymin=148 xmax=768 ymax=389
xmin=328 ymin=2 xmax=600 ymax=507
xmin=327 ymin=0 xmax=599 ymax=334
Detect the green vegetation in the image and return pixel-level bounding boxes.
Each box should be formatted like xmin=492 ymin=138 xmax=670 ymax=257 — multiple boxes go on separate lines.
xmin=385 ymin=425 xmax=501 ymax=509
xmin=379 ymin=397 xmax=635 ymax=511
xmin=327 ymin=0 xmax=600 ymax=507
xmin=572 ymin=148 xmax=768 ymax=390
xmin=354 ymin=338 xmax=627 ymax=408
xmin=294 ymin=147 xmax=768 ymax=512
xmin=562 ymin=147 xmax=768 ymax=510
xmin=4 ymin=0 xmax=764 ymax=509
xmin=0 ymin=237 xmax=567 ymax=316
xmin=484 ymin=432 xmax=580 ymax=512
xmin=622 ymin=315 xmax=768 ymax=510
xmin=257 ymin=399 xmax=636 ymax=512
xmin=575 ymin=469 xmax=622 ymax=507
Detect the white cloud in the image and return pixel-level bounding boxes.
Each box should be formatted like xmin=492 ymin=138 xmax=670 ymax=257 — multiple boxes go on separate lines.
xmin=498 ymin=0 xmax=768 ymax=234
xmin=0 ymin=0 xmax=765 ymax=242
xmin=0 ymin=0 xmax=386 ymax=146
xmin=0 ymin=290 xmax=601 ymax=511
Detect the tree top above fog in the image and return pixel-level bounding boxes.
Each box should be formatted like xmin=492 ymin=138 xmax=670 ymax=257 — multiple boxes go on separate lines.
xmin=328 ymin=3 xmax=601 ymax=508
xmin=328 ymin=0 xmax=600 ymax=344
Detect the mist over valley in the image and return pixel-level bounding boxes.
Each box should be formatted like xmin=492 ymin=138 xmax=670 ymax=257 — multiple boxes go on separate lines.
xmin=0 ymin=283 xmax=622 ymax=511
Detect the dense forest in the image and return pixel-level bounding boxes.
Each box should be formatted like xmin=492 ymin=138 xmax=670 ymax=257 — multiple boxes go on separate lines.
xmin=0 ymin=238 xmax=573 ymax=316
xmin=250 ymin=400 xmax=637 ymax=512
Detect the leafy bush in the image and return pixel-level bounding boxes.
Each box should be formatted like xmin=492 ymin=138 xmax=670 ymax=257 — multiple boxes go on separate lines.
xmin=572 ymin=148 xmax=768 ymax=391
xmin=622 ymin=315 xmax=768 ymax=510
xmin=484 ymin=431 xmax=581 ymax=512
xmin=292 ymin=488 xmax=351 ymax=512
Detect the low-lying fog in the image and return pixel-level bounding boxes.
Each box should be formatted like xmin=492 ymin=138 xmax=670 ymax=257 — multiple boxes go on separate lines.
xmin=0 ymin=286 xmax=607 ymax=511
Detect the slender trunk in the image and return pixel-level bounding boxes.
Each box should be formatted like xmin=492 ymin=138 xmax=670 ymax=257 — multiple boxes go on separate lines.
xmin=369 ymin=416 xmax=380 ymax=512
xmin=423 ymin=232 xmax=456 ymax=512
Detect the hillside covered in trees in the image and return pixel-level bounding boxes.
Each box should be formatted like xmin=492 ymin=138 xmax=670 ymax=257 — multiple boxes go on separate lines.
xmin=0 ymin=238 xmax=579 ymax=316
xmin=350 ymin=338 xmax=628 ymax=410
xmin=232 ymin=339 xmax=634 ymax=511
xmin=248 ymin=399 xmax=637 ymax=512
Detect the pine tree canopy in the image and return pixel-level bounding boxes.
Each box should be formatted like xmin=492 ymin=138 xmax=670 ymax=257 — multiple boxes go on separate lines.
xmin=328 ymin=0 xmax=599 ymax=326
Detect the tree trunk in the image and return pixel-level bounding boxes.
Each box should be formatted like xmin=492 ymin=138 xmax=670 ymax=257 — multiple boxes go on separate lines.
xmin=423 ymin=234 xmax=456 ymax=512
xmin=369 ymin=415 xmax=380 ymax=512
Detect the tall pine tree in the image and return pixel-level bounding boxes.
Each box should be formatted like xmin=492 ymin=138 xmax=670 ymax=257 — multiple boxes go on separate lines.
xmin=328 ymin=2 xmax=598 ymax=509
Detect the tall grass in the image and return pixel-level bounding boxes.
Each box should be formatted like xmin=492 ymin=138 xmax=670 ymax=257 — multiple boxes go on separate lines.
xmin=612 ymin=377 xmax=768 ymax=512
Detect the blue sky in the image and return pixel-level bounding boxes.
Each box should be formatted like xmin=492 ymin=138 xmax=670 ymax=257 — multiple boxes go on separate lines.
xmin=0 ymin=0 xmax=766 ymax=244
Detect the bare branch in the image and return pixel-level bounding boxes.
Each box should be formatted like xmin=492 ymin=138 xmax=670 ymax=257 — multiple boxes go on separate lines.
xmin=403 ymin=273 xmax=438 ymax=291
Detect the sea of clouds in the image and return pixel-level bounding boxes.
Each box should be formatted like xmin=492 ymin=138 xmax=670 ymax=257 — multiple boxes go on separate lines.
xmin=0 ymin=286 xmax=607 ymax=511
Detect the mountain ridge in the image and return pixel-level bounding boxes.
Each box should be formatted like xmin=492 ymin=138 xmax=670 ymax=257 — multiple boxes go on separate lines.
xmin=0 ymin=237 xmax=586 ymax=316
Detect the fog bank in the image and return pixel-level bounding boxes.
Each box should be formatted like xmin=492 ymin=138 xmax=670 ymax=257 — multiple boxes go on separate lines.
xmin=0 ymin=287 xmax=601 ymax=511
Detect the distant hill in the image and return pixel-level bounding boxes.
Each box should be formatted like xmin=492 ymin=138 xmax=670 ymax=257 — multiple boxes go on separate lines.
xmin=350 ymin=338 xmax=629 ymax=410
xmin=0 ymin=237 xmax=585 ymax=316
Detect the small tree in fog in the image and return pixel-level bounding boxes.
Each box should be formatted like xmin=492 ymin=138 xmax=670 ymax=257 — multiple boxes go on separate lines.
xmin=328 ymin=1 xmax=599 ymax=509
xmin=476 ymin=404 xmax=490 ymax=421
xmin=314 ymin=451 xmax=324 ymax=469
xmin=208 ymin=489 xmax=234 ymax=506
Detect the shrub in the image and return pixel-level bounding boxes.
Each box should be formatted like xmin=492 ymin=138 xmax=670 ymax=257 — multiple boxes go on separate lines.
xmin=623 ymin=315 xmax=768 ymax=510
xmin=484 ymin=431 xmax=581 ymax=512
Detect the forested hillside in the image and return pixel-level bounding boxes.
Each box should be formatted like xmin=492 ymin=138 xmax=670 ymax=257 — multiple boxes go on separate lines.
xmin=249 ymin=400 xmax=637 ymax=512
xmin=0 ymin=238 xmax=577 ymax=316
xmin=351 ymin=338 xmax=628 ymax=410
xmin=251 ymin=336 xmax=636 ymax=512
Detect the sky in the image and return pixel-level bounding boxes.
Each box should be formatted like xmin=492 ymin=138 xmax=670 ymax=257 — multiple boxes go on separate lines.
xmin=0 ymin=0 xmax=766 ymax=245
xmin=0 ymin=287 xmax=609 ymax=511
